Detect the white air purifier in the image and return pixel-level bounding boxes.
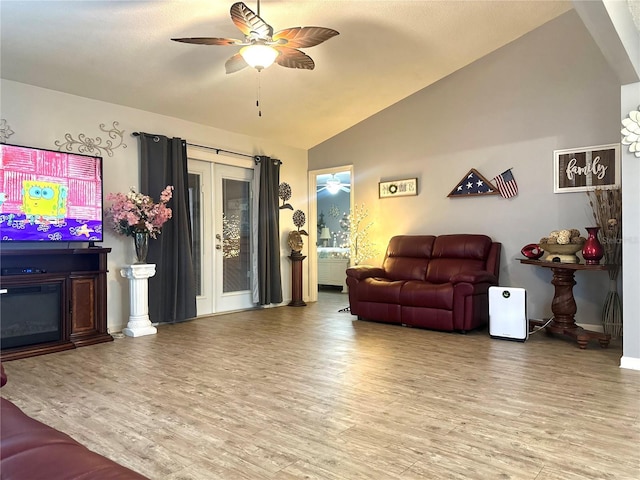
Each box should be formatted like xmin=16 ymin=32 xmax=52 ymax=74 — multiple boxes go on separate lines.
xmin=489 ymin=286 xmax=528 ymax=342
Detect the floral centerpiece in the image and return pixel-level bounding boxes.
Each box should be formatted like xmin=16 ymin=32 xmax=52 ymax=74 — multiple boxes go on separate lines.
xmin=106 ymin=186 xmax=173 ymax=238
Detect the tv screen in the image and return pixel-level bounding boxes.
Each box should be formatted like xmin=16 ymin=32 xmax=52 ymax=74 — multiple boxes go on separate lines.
xmin=0 ymin=143 xmax=103 ymax=242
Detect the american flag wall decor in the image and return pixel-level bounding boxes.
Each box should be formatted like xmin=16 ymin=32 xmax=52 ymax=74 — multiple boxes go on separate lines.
xmin=448 ymin=168 xmax=500 ymax=197
xmin=492 ymin=168 xmax=519 ymax=199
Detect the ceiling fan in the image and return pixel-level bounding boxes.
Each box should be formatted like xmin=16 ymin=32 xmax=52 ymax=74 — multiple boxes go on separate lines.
xmin=317 ymin=174 xmax=350 ymax=194
xmin=172 ymin=1 xmax=339 ymax=74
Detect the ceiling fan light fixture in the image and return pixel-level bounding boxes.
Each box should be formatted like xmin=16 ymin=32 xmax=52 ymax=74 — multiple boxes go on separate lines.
xmin=240 ymin=44 xmax=279 ymax=71
xmin=326 ymin=175 xmax=342 ymax=194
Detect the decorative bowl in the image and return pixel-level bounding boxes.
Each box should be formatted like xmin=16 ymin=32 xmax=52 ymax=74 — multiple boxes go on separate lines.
xmin=521 ymin=243 xmax=544 ymax=260
xmin=539 ymin=242 xmax=584 ymax=255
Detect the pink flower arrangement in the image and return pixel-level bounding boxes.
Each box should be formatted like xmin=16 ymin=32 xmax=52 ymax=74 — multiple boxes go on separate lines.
xmin=106 ymin=186 xmax=173 ymax=238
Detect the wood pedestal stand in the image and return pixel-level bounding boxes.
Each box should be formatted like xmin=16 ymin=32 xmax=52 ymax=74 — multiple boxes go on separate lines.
xmin=519 ymin=259 xmax=611 ymax=349
xmin=288 ymin=252 xmax=306 ymax=307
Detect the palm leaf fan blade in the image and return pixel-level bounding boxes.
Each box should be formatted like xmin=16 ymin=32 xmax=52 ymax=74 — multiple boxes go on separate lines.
xmin=275 ymin=47 xmax=315 ymax=70
xmin=225 ymin=53 xmax=249 ymax=74
xmin=171 ymin=37 xmax=241 ymax=45
xmin=230 ymin=2 xmax=273 ymax=38
xmin=273 ymin=27 xmax=339 ymax=48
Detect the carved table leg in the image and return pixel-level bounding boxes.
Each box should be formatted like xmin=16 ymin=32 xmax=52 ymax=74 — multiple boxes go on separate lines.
xmin=545 ymin=266 xmax=611 ymax=349
xmin=549 ymin=267 xmax=578 ymax=333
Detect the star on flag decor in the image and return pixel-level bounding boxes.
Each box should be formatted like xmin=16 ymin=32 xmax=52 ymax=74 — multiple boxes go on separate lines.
xmin=448 ymin=169 xmax=499 ymax=197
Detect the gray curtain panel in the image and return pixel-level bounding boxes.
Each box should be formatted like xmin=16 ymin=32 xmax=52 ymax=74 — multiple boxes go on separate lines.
xmin=138 ymin=133 xmax=197 ymax=323
xmin=255 ymin=155 xmax=283 ymax=305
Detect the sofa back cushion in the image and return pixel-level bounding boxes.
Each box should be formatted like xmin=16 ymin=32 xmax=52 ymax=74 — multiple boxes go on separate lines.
xmin=382 ymin=235 xmax=436 ymax=281
xmin=426 ymin=234 xmax=493 ymax=283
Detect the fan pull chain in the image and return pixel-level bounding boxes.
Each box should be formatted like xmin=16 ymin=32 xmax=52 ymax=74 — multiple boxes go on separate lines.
xmin=256 ymin=71 xmax=262 ymax=117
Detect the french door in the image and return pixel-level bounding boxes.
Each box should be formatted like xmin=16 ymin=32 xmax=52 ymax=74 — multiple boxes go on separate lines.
xmin=188 ymin=159 xmax=255 ymax=315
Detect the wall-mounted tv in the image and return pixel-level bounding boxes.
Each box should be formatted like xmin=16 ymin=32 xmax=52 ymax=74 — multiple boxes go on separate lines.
xmin=0 ymin=143 xmax=103 ymax=242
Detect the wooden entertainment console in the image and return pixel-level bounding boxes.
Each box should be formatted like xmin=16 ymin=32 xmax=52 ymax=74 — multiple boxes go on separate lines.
xmin=0 ymin=248 xmax=113 ymax=361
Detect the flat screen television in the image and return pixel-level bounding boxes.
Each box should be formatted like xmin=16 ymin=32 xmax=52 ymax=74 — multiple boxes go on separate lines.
xmin=0 ymin=143 xmax=103 ymax=242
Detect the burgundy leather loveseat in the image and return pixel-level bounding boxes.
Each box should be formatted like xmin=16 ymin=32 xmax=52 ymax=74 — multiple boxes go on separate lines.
xmin=346 ymin=234 xmax=501 ymax=332
xmin=0 ymin=363 xmax=149 ymax=480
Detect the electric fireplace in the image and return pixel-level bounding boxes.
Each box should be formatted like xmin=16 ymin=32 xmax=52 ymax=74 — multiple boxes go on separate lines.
xmin=0 ymin=281 xmax=63 ymax=350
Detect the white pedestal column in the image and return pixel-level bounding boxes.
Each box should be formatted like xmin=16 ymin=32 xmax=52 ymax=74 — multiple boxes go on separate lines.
xmin=121 ymin=264 xmax=157 ymax=337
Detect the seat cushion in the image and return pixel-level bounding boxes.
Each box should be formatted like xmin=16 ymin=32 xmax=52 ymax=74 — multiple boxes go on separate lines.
xmin=399 ymin=281 xmax=454 ymax=310
xmin=358 ymin=278 xmax=405 ymax=303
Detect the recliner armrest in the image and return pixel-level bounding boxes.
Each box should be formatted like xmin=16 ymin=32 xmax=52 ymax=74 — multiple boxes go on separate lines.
xmin=450 ymin=271 xmax=497 ymax=284
xmin=346 ymin=265 xmax=386 ymax=280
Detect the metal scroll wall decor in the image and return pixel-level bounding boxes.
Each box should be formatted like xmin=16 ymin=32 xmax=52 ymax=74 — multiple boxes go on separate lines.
xmin=0 ymin=119 xmax=15 ymax=143
xmin=54 ymin=121 xmax=127 ymax=157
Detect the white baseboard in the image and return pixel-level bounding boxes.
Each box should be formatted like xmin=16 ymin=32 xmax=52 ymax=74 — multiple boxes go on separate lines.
xmin=620 ymin=356 xmax=640 ymax=371
xmin=575 ymin=322 xmax=604 ymax=333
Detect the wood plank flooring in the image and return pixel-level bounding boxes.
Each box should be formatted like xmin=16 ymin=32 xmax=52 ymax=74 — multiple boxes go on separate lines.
xmin=1 ymin=291 xmax=639 ymax=479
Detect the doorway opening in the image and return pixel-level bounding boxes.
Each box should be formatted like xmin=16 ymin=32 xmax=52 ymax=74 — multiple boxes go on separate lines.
xmin=308 ymin=166 xmax=353 ymax=303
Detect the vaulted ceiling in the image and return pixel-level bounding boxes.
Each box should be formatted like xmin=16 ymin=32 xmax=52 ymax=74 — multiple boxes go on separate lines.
xmin=1 ymin=1 xmax=574 ymax=150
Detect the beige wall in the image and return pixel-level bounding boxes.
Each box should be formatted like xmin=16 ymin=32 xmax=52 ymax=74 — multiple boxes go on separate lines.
xmin=0 ymin=79 xmax=308 ymax=332
xmin=309 ymin=11 xmax=620 ymax=327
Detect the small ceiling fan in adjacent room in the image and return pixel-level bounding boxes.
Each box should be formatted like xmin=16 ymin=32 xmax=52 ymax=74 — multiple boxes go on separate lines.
xmin=317 ymin=174 xmax=351 ymax=194
xmin=172 ymin=1 xmax=339 ymax=74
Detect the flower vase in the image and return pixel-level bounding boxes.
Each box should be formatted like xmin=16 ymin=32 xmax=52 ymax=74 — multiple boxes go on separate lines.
xmin=133 ymin=231 xmax=149 ymax=264
xmin=582 ymin=226 xmax=604 ymax=265
xmin=602 ymin=279 xmax=623 ymax=338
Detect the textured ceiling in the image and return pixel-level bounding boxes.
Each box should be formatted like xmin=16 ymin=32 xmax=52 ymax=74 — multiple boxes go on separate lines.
xmin=0 ymin=1 xmax=573 ymax=150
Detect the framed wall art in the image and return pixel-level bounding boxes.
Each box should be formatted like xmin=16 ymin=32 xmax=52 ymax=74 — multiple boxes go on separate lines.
xmin=379 ymin=178 xmax=418 ymax=198
xmin=553 ymin=143 xmax=620 ymax=193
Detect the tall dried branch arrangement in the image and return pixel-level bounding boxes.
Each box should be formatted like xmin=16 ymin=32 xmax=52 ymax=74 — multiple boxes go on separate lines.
xmin=587 ymin=188 xmax=622 ymax=277
xmin=587 ymin=187 xmax=622 ymax=337
xmin=348 ymin=203 xmax=377 ymax=266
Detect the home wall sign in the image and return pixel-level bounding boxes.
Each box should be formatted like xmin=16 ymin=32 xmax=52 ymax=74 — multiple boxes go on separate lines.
xmin=379 ymin=178 xmax=417 ymax=198
xmin=553 ymin=144 xmax=620 ymax=193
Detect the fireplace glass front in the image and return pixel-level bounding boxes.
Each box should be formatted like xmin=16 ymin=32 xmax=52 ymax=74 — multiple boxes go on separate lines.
xmin=1 ymin=283 xmax=63 ymax=349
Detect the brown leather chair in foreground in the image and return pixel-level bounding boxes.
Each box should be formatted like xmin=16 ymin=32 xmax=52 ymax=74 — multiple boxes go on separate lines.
xmin=1 ymin=363 xmax=149 ymax=480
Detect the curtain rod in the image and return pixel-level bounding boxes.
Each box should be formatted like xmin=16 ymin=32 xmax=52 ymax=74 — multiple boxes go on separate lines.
xmin=131 ymin=132 xmax=255 ymax=160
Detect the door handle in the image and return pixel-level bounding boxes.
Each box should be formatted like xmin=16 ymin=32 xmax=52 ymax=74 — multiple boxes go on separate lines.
xmin=216 ymin=245 xmax=222 ymax=250
xmin=216 ymin=234 xmax=222 ymax=240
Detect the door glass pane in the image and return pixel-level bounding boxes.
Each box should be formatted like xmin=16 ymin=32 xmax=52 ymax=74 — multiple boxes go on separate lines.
xmin=188 ymin=172 xmax=202 ymax=296
xmin=222 ymin=178 xmax=250 ymax=293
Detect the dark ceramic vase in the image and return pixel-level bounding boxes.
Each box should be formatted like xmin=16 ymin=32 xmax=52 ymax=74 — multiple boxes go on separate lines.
xmin=582 ymin=226 xmax=604 ymax=265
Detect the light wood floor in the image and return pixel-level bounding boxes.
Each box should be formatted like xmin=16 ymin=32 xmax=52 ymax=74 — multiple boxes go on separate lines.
xmin=1 ymin=291 xmax=639 ymax=479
